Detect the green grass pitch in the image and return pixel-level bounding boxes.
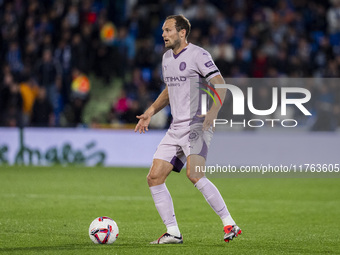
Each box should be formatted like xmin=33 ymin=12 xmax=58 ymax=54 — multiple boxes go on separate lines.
xmin=0 ymin=166 xmax=339 ymax=254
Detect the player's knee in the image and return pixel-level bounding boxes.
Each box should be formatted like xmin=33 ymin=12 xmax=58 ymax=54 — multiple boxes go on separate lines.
xmin=187 ymin=175 xmax=200 ymax=185
xmin=146 ymin=172 xmax=155 ymax=183
xmin=186 ymin=171 xmax=196 ymax=184
xmin=186 ymin=169 xmax=204 ymax=184
xmin=147 ymin=171 xmax=162 ymax=186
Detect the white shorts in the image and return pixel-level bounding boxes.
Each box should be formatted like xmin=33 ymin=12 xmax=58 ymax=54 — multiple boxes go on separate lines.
xmin=153 ymin=124 xmax=213 ymax=172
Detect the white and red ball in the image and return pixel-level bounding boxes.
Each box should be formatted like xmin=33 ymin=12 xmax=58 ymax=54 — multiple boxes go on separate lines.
xmin=89 ymin=217 xmax=119 ymax=244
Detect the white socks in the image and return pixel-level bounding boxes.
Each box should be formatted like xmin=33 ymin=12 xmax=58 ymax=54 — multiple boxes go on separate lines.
xmin=222 ymin=215 xmax=236 ymax=227
xmin=167 ymin=225 xmax=181 ymax=237
xmin=149 ymin=183 xmax=181 ymax=237
xmin=150 ymin=178 xmax=235 ymax=238
xmin=195 ymin=177 xmax=235 ymax=226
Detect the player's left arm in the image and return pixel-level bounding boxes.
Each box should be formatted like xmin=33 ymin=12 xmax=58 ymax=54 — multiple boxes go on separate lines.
xmin=202 ymin=74 xmax=227 ymax=131
xmin=194 ymin=48 xmax=227 ymax=130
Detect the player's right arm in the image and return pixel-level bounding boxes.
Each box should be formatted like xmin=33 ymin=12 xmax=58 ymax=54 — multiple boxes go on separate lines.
xmin=134 ymin=85 xmax=169 ymax=134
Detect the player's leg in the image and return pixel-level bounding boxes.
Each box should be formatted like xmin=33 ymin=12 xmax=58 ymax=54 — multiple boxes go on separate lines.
xmin=148 ymin=158 xmax=183 ymax=244
xmin=147 ymin=158 xmax=173 ymax=187
xmin=186 ymin=155 xmax=235 ymax=224
xmin=186 ymin=154 xmax=241 ymax=242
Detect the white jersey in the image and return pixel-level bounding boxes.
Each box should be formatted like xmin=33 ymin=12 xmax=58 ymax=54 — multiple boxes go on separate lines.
xmin=162 ymin=43 xmax=221 ymax=129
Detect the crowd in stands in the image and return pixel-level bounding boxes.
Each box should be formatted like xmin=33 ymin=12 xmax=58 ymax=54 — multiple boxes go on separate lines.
xmin=0 ymin=0 xmax=340 ymax=130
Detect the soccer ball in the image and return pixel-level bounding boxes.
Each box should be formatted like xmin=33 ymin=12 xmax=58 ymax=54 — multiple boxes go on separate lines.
xmin=89 ymin=216 xmax=119 ymax=244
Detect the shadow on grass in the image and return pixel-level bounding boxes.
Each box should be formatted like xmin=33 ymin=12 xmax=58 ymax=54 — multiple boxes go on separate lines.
xmin=0 ymin=242 xmax=222 ymax=254
xmin=0 ymin=242 xmax=190 ymax=253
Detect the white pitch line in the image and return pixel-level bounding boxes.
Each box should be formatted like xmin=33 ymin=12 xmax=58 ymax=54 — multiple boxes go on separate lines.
xmin=0 ymin=193 xmax=151 ymax=201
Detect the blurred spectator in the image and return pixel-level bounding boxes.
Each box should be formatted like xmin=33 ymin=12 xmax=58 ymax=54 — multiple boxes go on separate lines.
xmin=327 ymin=0 xmax=340 ymax=34
xmin=35 ymin=49 xmax=61 ymax=122
xmin=190 ymin=7 xmax=212 ymax=37
xmin=31 ymin=87 xmax=54 ymax=127
xmin=66 ymin=4 xmax=80 ymax=29
xmin=252 ymin=50 xmax=268 ymax=77
xmin=124 ymin=98 xmax=143 ymax=124
xmin=124 ymin=67 xmax=145 ymax=97
xmin=137 ymin=83 xmax=151 ymax=112
xmin=149 ymin=68 xmax=163 ymax=100
xmin=174 ymin=0 xmax=196 ymax=20
xmin=212 ymin=44 xmax=234 ymax=77
xmin=64 ymin=68 xmax=90 ymax=127
xmin=71 ymin=33 xmax=90 ymax=74
xmin=112 ymin=89 xmax=130 ymax=122
xmin=135 ymin=37 xmax=157 ymax=69
xmin=1 ymin=6 xmax=19 ymax=42
xmin=93 ymin=44 xmax=114 ymax=83
xmin=54 ymin=38 xmax=72 ymax=105
xmin=0 ymin=74 xmax=23 ymax=127
xmin=6 ymin=41 xmax=23 ymax=74
xmin=115 ymin=26 xmax=136 ymax=65
xmin=35 ymin=14 xmax=53 ymax=43
xmin=19 ymin=77 xmax=39 ymax=126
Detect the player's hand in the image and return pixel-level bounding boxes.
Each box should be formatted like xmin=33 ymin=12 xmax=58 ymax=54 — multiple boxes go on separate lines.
xmin=197 ymin=110 xmax=218 ymax=131
xmin=134 ymin=113 xmax=151 ymax=134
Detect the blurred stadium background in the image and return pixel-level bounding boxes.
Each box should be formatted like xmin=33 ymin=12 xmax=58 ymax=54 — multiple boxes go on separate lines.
xmin=1 ymin=0 xmax=340 ymax=129
xmin=1 ymin=0 xmax=340 ymax=166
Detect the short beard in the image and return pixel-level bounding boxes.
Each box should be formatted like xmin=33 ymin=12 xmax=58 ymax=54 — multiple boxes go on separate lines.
xmin=167 ymin=38 xmax=181 ymax=50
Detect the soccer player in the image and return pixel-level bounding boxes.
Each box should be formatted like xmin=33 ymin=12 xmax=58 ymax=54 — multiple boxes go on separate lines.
xmin=134 ymin=14 xmax=241 ymax=244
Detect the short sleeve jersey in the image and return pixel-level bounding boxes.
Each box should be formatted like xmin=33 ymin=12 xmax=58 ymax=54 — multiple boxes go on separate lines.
xmin=162 ymin=43 xmax=221 ymax=128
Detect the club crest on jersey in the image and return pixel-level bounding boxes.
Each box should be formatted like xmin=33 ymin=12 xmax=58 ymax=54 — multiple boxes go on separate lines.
xmin=188 ymin=130 xmax=199 ymax=142
xmin=179 ymin=62 xmax=186 ymax=71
